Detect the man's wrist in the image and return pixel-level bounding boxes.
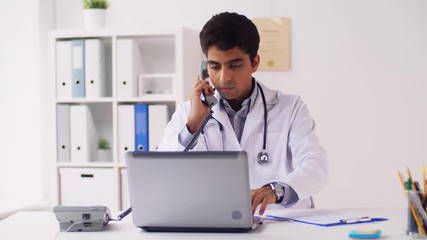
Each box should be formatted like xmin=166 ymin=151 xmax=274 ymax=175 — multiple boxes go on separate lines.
xmin=268 ymin=182 xmax=285 ymax=204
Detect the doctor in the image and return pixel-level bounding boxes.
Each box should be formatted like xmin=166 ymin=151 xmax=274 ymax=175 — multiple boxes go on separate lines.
xmin=157 ymin=12 xmax=328 ymax=215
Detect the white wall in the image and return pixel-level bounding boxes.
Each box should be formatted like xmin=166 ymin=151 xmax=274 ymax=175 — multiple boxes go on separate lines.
xmin=0 ymin=1 xmax=42 ymax=199
xmin=0 ymin=0 xmax=54 ymax=202
xmin=4 ymin=0 xmax=423 ymax=208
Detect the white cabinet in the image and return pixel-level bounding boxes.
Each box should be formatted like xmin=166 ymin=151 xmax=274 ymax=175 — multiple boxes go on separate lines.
xmin=48 ymin=28 xmax=202 ymax=211
xmin=59 ymin=168 xmax=116 ymax=208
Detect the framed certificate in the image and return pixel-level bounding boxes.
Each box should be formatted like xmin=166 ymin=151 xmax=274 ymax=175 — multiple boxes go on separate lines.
xmin=253 ymin=17 xmax=290 ymax=71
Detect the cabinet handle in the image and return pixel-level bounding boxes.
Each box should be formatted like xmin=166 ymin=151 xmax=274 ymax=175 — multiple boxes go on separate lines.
xmin=62 ymin=82 xmax=66 ymax=86
xmin=124 ymin=147 xmax=128 ymax=151
xmin=81 ymin=174 xmax=94 ymax=178
xmin=75 ymin=80 xmax=80 ymax=84
xmin=61 ymin=145 xmax=66 ymax=149
xmin=122 ymin=81 xmax=127 ymax=85
xmin=77 ymin=146 xmax=81 ymax=150
xmin=90 ymin=80 xmax=95 ymax=84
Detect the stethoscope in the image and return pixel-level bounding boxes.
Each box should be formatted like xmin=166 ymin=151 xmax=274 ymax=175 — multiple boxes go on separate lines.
xmin=256 ymin=82 xmax=269 ymax=165
xmin=202 ymin=82 xmax=270 ymax=165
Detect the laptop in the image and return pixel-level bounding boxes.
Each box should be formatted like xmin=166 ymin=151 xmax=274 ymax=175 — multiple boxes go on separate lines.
xmin=125 ymin=151 xmax=262 ymax=232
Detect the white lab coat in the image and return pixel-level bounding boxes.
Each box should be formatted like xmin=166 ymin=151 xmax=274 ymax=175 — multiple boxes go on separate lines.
xmin=157 ymin=82 xmax=328 ymax=208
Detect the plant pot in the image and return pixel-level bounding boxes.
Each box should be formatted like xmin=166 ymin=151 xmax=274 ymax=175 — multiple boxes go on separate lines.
xmin=97 ymin=149 xmax=111 ymax=162
xmin=84 ymin=9 xmax=106 ymax=29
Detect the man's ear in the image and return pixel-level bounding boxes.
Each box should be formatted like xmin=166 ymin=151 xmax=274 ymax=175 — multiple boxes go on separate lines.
xmin=252 ymin=55 xmax=260 ymax=72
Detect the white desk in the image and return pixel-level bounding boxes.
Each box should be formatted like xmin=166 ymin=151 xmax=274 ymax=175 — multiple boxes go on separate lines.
xmin=0 ymin=198 xmax=48 ymax=220
xmin=0 ymin=208 xmax=407 ymax=240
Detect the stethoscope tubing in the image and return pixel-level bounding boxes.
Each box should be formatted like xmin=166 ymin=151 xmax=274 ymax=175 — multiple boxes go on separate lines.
xmin=257 ymin=82 xmax=268 ymax=152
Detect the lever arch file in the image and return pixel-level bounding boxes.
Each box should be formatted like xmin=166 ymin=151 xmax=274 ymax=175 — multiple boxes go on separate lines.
xmin=148 ymin=105 xmax=168 ymax=151
xmin=70 ymin=105 xmax=98 ymax=163
xmin=56 ymin=40 xmax=72 ymax=99
xmin=57 ymin=104 xmax=71 ymax=162
xmin=85 ymin=39 xmax=106 ymax=98
xmin=134 ymin=103 xmax=149 ymax=152
xmin=71 ymin=39 xmax=85 ymax=98
xmin=118 ymin=105 xmax=135 ymax=163
xmin=116 ymin=39 xmax=142 ymax=98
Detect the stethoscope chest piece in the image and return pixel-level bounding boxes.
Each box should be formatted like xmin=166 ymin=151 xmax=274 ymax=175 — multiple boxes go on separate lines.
xmin=257 ymin=151 xmax=270 ymax=164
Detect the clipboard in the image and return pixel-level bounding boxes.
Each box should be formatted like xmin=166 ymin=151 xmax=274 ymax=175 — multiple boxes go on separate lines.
xmin=264 ymin=210 xmax=388 ymax=227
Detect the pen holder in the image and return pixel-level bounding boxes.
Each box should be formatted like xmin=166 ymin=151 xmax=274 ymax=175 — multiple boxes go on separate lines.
xmin=405 ymin=190 xmax=427 ymax=238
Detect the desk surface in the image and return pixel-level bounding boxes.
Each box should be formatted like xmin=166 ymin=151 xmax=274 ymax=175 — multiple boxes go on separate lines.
xmin=0 ymin=208 xmax=407 ymax=240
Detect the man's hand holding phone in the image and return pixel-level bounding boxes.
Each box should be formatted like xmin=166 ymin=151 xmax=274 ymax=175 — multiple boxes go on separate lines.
xmin=186 ymin=76 xmax=215 ymax=134
xmin=186 ymin=61 xmax=218 ymax=134
xmin=199 ymin=60 xmax=218 ymax=107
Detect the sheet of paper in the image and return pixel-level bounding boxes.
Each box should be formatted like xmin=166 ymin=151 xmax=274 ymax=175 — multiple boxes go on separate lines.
xmin=279 ymin=209 xmax=356 ymax=224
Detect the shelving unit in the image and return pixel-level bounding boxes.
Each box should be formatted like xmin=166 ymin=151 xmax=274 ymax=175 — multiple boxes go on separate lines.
xmin=48 ymin=28 xmax=202 ymax=211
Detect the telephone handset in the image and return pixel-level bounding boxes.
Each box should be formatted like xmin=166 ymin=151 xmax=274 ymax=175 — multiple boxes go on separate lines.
xmin=199 ymin=60 xmax=218 ymax=107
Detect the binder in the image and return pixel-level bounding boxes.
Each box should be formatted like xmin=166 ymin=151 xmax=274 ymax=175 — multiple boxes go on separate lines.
xmin=85 ymin=39 xmax=106 ymax=98
xmin=120 ymin=168 xmax=130 ymax=210
xmin=148 ymin=105 xmax=168 ymax=151
xmin=70 ymin=105 xmax=98 ymax=163
xmin=56 ymin=104 xmax=71 ymax=162
xmin=116 ymin=39 xmax=142 ymax=98
xmin=71 ymin=39 xmax=85 ymax=98
xmin=117 ymin=105 xmax=135 ymax=163
xmin=134 ymin=103 xmax=149 ymax=152
xmin=56 ymin=40 xmax=72 ymax=99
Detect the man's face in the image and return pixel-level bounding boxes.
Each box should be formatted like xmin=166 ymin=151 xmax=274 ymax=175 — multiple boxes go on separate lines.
xmin=206 ymin=46 xmax=259 ymax=104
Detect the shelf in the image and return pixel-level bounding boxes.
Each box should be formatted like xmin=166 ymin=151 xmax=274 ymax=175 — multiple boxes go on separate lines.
xmin=117 ymin=95 xmax=176 ymax=103
xmin=50 ymin=28 xmax=201 ymax=211
xmin=139 ymin=73 xmax=175 ymax=78
xmin=56 ymin=98 xmax=114 ymax=103
xmin=56 ymin=162 xmax=115 ymax=168
xmin=49 ymin=28 xmax=179 ymax=39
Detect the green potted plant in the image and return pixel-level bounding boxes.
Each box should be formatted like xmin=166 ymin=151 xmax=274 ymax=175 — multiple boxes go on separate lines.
xmin=82 ymin=0 xmax=109 ymax=29
xmin=97 ymin=138 xmax=111 ymax=162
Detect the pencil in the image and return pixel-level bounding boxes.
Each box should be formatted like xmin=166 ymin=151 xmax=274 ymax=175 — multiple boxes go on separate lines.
xmin=423 ymin=166 xmax=426 ymax=197
xmin=407 ymin=167 xmax=418 ymax=194
xmin=401 ymin=171 xmax=426 ymax=236
xmin=397 ymin=170 xmax=406 ymax=190
xmin=410 ymin=200 xmax=426 ymax=236
xmin=407 ymin=166 xmax=414 ymax=181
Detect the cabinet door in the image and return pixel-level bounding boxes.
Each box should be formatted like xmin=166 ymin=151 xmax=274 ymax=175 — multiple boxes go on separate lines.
xmin=59 ymin=168 xmax=116 ymax=210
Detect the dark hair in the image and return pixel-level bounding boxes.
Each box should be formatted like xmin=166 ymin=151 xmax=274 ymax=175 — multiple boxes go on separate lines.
xmin=199 ymin=12 xmax=260 ymax=64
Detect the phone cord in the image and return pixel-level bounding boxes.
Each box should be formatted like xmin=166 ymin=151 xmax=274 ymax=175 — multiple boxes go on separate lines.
xmin=183 ymin=109 xmax=214 ymax=152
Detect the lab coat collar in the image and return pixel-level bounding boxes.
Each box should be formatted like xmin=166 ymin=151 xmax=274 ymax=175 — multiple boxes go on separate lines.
xmin=239 ymin=81 xmax=278 ymax=147
xmin=255 ymin=81 xmax=278 ymax=106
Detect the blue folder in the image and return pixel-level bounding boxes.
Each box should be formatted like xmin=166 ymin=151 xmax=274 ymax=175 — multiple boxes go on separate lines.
xmin=135 ymin=103 xmax=149 ymax=152
xmin=265 ymin=215 xmax=388 ymax=227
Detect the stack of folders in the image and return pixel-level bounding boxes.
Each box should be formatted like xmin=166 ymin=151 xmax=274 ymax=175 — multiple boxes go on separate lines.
xmin=398 ymin=167 xmax=427 ymax=237
xmin=57 ymin=104 xmax=98 ymax=163
xmin=117 ymin=104 xmax=169 ymax=162
xmin=57 ymin=103 xmax=168 ymax=164
xmin=56 ymin=38 xmax=106 ymax=99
